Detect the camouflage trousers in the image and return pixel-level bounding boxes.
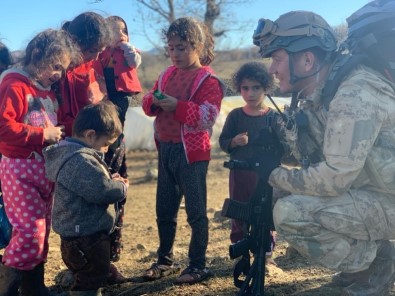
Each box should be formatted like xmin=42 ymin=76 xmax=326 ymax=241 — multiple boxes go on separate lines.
xmin=273 ymin=189 xmax=395 ymax=272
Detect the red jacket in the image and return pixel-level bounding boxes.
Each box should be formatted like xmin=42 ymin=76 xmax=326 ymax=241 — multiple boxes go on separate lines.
xmin=142 ymin=65 xmax=225 ymax=163
xmin=57 ymin=59 xmax=107 ymax=136
xmin=0 ymin=69 xmax=58 ymax=158
xmin=100 ymin=46 xmax=142 ymax=93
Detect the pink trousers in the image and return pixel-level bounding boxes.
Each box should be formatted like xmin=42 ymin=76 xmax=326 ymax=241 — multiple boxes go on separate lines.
xmin=0 ymin=156 xmax=53 ymax=270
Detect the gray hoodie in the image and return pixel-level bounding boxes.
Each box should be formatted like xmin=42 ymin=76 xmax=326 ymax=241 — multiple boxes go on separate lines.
xmin=43 ymin=138 xmax=127 ymax=238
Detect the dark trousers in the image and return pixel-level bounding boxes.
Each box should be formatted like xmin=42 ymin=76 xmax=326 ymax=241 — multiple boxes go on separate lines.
xmin=229 ymin=169 xmax=259 ymax=243
xmin=156 ymin=142 xmax=209 ymax=270
xmin=60 ymin=232 xmax=111 ymax=291
xmin=229 ymin=170 xmax=276 ymax=254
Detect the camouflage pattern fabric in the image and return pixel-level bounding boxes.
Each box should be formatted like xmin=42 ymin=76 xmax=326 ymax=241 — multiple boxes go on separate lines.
xmin=269 ymin=65 xmax=395 ymax=272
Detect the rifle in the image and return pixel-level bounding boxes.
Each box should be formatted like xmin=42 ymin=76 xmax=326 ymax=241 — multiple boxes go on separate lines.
xmin=221 ymin=126 xmax=282 ymax=296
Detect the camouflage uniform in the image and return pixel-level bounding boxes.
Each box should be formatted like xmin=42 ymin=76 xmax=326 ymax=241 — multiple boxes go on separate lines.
xmin=269 ymin=65 xmax=395 ymax=272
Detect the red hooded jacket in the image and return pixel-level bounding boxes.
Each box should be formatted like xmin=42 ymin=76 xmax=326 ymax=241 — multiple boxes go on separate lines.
xmin=0 ymin=69 xmax=59 ymax=158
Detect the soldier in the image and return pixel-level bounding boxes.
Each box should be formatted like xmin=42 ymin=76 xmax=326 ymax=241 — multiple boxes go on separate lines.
xmin=253 ymin=7 xmax=395 ymax=296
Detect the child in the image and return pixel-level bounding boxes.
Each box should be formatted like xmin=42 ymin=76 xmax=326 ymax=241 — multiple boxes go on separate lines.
xmin=0 ymin=29 xmax=81 ymax=295
xmin=58 ymin=11 xmax=110 ymax=137
xmin=100 ymin=14 xmax=143 ymax=176
xmin=99 ymin=15 xmax=143 ymax=268
xmin=100 ymin=15 xmax=142 ymax=127
xmin=100 ymin=15 xmax=143 ymax=176
xmin=141 ymin=17 xmax=225 ymax=285
xmin=42 ymin=101 xmax=129 ymax=295
xmin=219 ymin=61 xmax=277 ymax=261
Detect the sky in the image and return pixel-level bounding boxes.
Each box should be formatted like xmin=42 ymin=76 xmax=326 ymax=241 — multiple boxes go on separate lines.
xmin=0 ymin=0 xmax=370 ymax=53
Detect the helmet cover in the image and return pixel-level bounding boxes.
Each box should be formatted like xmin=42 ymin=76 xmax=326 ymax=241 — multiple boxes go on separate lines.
xmin=253 ymin=11 xmax=338 ymax=57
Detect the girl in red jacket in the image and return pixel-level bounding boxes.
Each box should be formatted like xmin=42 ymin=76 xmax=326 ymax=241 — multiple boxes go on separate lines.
xmin=142 ymin=17 xmax=225 ymax=285
xmin=57 ymin=11 xmax=110 ymax=137
xmin=0 ymin=29 xmax=80 ymax=295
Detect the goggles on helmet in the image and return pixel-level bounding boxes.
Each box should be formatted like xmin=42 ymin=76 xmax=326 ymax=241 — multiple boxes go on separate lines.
xmin=252 ymin=11 xmax=338 ymax=58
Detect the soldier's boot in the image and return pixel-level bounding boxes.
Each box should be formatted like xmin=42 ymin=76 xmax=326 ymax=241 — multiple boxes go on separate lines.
xmin=340 ymin=240 xmax=395 ymax=296
xmin=0 ymin=263 xmax=23 ymax=296
xmin=19 ymin=262 xmax=50 ymax=296
xmin=332 ymin=269 xmax=370 ymax=287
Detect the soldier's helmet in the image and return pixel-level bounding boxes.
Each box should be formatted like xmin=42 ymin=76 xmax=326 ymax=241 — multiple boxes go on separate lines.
xmin=252 ymin=11 xmax=338 ymax=58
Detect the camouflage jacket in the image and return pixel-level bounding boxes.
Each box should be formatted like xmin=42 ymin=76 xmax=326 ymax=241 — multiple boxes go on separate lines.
xmin=269 ymin=65 xmax=395 ymax=196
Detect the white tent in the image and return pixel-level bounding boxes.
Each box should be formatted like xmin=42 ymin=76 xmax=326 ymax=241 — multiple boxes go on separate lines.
xmin=124 ymin=107 xmax=156 ymax=151
xmin=123 ymin=96 xmax=290 ymax=151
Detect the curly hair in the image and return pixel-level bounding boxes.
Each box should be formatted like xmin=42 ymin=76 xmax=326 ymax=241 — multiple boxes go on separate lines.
xmin=232 ymin=61 xmax=274 ymax=94
xmin=162 ymin=17 xmax=215 ymax=65
xmin=23 ymin=29 xmax=81 ymax=80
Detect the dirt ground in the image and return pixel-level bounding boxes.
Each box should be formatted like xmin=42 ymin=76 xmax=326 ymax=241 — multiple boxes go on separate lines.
xmin=41 ymin=149 xmax=394 ymax=296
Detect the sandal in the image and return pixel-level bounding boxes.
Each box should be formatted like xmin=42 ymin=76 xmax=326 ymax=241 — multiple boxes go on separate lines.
xmin=174 ymin=267 xmax=213 ymax=285
xmin=142 ymin=263 xmax=180 ymax=281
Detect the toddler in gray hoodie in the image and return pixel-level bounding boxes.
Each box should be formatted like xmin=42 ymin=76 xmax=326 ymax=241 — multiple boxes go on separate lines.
xmin=43 ymin=101 xmax=129 ymax=295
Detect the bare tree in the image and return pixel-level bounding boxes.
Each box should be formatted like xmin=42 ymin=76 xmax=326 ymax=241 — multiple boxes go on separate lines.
xmin=93 ymin=0 xmax=257 ymax=49
xmin=333 ymin=22 xmax=348 ymax=45
xmin=204 ymin=0 xmax=221 ymax=36
xmin=136 ymin=0 xmax=176 ymax=23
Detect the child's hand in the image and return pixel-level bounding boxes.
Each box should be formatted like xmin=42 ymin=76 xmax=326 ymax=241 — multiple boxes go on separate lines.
xmin=123 ymin=178 xmax=130 ymax=188
xmin=152 ymin=94 xmax=163 ymax=106
xmin=119 ymin=42 xmax=141 ymax=68
xmin=119 ymin=41 xmax=136 ymax=51
xmin=156 ymin=94 xmax=177 ymax=112
xmin=113 ymin=175 xmax=130 ymax=188
xmin=231 ymin=132 xmax=248 ymax=147
xmin=44 ymin=125 xmax=65 ymax=144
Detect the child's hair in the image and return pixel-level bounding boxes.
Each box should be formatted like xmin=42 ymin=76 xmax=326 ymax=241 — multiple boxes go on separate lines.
xmin=23 ymin=29 xmax=81 ymax=81
xmin=62 ymin=12 xmax=110 ymax=54
xmin=106 ymin=16 xmax=129 ymax=42
xmin=0 ymin=41 xmax=13 ymax=73
xmin=72 ymin=100 xmax=123 ymax=140
xmin=232 ymin=62 xmax=274 ymax=93
xmin=162 ymin=17 xmax=215 ymax=66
